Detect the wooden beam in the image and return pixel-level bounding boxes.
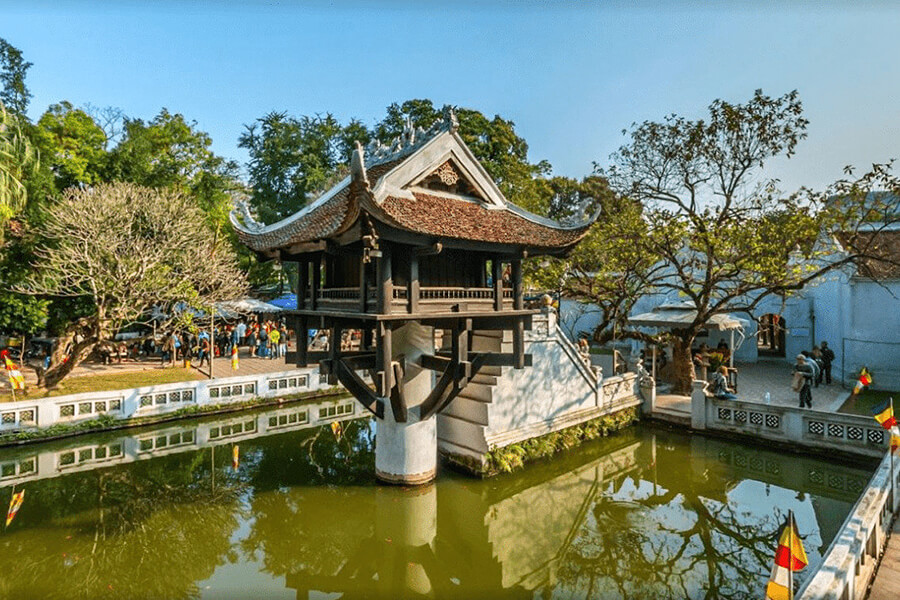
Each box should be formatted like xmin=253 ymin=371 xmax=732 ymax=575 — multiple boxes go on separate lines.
xmin=420 ymin=354 xmax=451 ymax=371
xmin=423 ymin=353 xmax=486 ymax=419
xmin=418 ymin=361 xmax=458 ymax=420
xmin=492 ymin=258 xmax=503 ymax=311
xmin=513 ymin=319 xmax=525 ymax=369
xmin=358 ymin=253 xmax=367 ymax=313
xmin=334 ymin=358 xmax=384 ymax=418
xmin=375 ymin=321 xmax=392 ymax=397
xmin=389 ymin=361 xmax=408 ymax=423
xmin=415 ymin=242 xmax=442 ymax=256
xmin=341 ymin=353 xmax=377 ymax=370
xmin=435 ymin=351 xmax=532 ymax=368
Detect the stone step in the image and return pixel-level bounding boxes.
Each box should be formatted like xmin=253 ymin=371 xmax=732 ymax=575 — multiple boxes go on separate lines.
xmin=458 ymin=382 xmax=494 ymax=403
xmin=470 ymin=373 xmax=498 ymax=386
xmin=441 ymin=396 xmax=490 ymax=425
xmin=436 ymin=413 xmax=489 ymax=454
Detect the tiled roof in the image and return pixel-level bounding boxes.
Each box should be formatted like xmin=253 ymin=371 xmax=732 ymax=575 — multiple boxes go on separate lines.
xmin=838 ymin=230 xmax=900 ymax=279
xmin=380 ymin=192 xmax=591 ymax=251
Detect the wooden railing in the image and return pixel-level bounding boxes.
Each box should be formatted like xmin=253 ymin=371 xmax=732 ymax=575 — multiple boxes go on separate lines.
xmin=310 ymin=286 xmax=514 ymax=313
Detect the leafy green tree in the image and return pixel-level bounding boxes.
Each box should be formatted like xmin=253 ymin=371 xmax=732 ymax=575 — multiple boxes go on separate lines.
xmin=239 ymin=111 xmax=354 ymax=223
xmin=0 ymin=37 xmax=31 ymax=115
xmin=34 ymin=101 xmax=108 ymax=190
xmin=554 ymin=90 xmax=899 ymax=393
xmin=0 ymin=102 xmax=38 ymax=228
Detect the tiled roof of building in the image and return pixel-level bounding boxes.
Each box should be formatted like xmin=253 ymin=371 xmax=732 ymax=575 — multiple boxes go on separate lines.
xmin=838 ymin=229 xmax=900 ymax=279
xmin=380 ymin=192 xmax=591 ymax=250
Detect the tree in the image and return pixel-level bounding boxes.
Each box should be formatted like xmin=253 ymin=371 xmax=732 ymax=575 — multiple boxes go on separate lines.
xmin=20 ymin=182 xmax=247 ymax=388
xmin=34 ymin=101 xmax=108 ymax=190
xmin=553 ymin=90 xmax=899 ymax=393
xmin=239 ymin=111 xmax=354 ymax=223
xmin=0 ymin=37 xmax=32 ymax=115
xmin=0 ymin=101 xmax=38 ymax=230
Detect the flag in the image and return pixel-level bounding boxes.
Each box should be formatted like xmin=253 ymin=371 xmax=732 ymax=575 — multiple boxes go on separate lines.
xmin=891 ymin=429 xmax=900 ymax=453
xmin=231 ymin=344 xmax=239 ymax=371
xmin=765 ymin=512 xmax=808 ymax=600
xmin=330 ymin=420 xmax=342 ymax=440
xmin=232 ymin=445 xmax=239 ymax=470
xmin=4 ymin=356 xmax=25 ymax=391
xmin=6 ymin=490 xmax=24 ymax=527
xmin=873 ymin=399 xmax=895 ymax=430
xmin=854 ymin=367 xmax=873 ymax=395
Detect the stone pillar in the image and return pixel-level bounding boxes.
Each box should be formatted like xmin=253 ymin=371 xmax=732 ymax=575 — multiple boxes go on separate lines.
xmin=374 ymin=484 xmax=437 ymax=594
xmin=691 ymin=379 xmax=709 ymax=430
xmin=375 ymin=321 xmax=438 ymax=485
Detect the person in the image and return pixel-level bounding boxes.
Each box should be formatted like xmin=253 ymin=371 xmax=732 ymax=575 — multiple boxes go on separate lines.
xmin=716 ymin=340 xmax=730 ymax=363
xmin=793 ymin=354 xmax=814 ymax=408
xmin=801 ymin=351 xmax=820 ymax=389
xmin=162 ymin=333 xmax=175 ymax=366
xmin=197 ymin=334 xmax=211 ymax=368
xmin=258 ymin=324 xmax=268 ymax=358
xmin=247 ymin=327 xmax=257 ymax=358
xmin=269 ymin=326 xmax=281 ymax=359
xmin=278 ymin=324 xmax=288 ymax=358
xmin=711 ymin=365 xmax=737 ymax=400
xmin=821 ymin=341 xmax=835 ymax=385
xmin=236 ymin=320 xmax=247 ymax=347
xmin=812 ymin=346 xmax=825 ymax=387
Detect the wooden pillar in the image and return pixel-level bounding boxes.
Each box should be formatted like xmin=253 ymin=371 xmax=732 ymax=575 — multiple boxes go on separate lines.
xmin=376 ymin=322 xmax=393 ymax=397
xmin=492 ymin=257 xmax=503 ymax=311
xmin=358 ymin=254 xmax=367 ymax=313
xmin=452 ymin=318 xmax=471 ymax=389
xmin=377 ymin=244 xmax=392 ymax=315
xmin=298 ymin=260 xmax=308 ymax=310
xmin=408 ymin=253 xmax=419 ymax=314
xmin=311 ymin=255 xmax=321 ymax=311
xmin=297 ymin=316 xmax=308 ymax=367
xmin=328 ymin=322 xmax=342 ymax=385
xmin=512 ymin=258 xmax=525 ymax=369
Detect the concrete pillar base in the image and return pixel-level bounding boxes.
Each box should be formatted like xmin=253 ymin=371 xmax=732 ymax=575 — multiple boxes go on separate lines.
xmin=375 ymin=409 xmax=437 ymax=485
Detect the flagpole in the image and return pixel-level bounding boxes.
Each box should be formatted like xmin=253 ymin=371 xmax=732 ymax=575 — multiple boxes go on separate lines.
xmin=891 ymin=398 xmax=896 ymax=505
xmin=788 ymin=510 xmax=794 ymax=600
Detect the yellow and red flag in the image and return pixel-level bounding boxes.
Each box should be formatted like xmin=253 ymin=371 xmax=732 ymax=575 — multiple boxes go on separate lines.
xmin=231 ymin=344 xmax=239 ymax=371
xmin=854 ymin=367 xmax=873 ymax=395
xmin=330 ymin=420 xmax=343 ymax=440
xmin=232 ymin=445 xmax=239 ymax=470
xmin=765 ymin=512 xmax=808 ymax=600
xmin=6 ymin=490 xmax=24 ymax=527
xmin=891 ymin=429 xmax=900 ymax=453
xmin=4 ymin=356 xmax=25 ymax=390
xmin=873 ymin=399 xmax=895 ymax=430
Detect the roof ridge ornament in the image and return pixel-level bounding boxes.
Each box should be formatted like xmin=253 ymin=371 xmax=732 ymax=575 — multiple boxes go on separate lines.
xmin=230 ymin=194 xmax=264 ymax=232
xmin=364 ymin=105 xmax=460 ymax=167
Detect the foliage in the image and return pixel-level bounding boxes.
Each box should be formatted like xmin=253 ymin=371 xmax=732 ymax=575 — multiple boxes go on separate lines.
xmin=20 ymin=182 xmax=248 ymax=387
xmin=468 ymin=406 xmax=639 ymax=476
xmin=552 ymin=90 xmax=900 ymax=393
xmin=0 ymin=101 xmax=38 ymax=230
xmin=0 ymin=37 xmax=32 ymax=115
xmin=33 ymin=101 xmax=108 ymax=190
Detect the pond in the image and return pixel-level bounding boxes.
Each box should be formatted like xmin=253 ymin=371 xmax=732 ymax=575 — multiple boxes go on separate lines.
xmin=0 ymin=402 xmax=876 ymax=599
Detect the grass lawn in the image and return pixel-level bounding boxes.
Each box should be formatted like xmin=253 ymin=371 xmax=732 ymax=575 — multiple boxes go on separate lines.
xmin=0 ymin=367 xmax=206 ymax=402
xmin=838 ymin=388 xmax=900 ymax=416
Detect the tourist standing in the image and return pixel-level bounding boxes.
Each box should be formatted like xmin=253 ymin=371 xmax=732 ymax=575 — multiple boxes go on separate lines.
xmin=258 ymin=324 xmax=268 ymax=358
xmin=821 ymin=341 xmax=835 ymax=385
xmin=269 ymin=326 xmax=281 ymax=359
xmin=278 ymin=323 xmax=288 ymax=359
xmin=793 ymin=354 xmax=814 ymax=408
xmin=198 ymin=334 xmax=211 ymax=368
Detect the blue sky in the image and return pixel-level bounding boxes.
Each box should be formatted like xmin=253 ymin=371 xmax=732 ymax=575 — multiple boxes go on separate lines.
xmin=4 ymin=1 xmax=899 ymax=193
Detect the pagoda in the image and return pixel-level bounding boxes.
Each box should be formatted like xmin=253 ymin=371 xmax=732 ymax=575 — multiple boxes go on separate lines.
xmin=232 ymin=108 xmax=597 ymax=484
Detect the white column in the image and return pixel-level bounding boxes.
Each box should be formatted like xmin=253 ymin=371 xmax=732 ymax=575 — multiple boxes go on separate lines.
xmin=375 ymin=322 xmax=438 ymax=485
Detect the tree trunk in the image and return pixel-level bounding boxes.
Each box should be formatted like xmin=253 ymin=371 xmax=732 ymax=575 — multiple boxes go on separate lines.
xmin=671 ymin=333 xmax=696 ymax=395
xmin=40 ymin=337 xmax=99 ymax=389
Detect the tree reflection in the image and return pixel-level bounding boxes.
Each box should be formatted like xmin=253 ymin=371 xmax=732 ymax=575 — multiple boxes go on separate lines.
xmin=0 ymin=450 xmax=243 ymax=600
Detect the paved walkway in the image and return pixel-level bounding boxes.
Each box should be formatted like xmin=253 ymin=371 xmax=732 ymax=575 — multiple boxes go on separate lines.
xmin=650 ymin=360 xmax=852 ymax=421
xmin=867 ymin=516 xmax=900 ymax=600
xmin=17 ymin=343 xmax=300 ymax=386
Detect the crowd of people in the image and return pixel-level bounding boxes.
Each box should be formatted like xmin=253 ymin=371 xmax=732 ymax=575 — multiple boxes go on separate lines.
xmin=157 ymin=319 xmax=291 ymax=367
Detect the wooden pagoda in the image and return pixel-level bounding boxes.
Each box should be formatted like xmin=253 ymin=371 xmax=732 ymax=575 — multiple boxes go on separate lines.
xmin=232 ymin=109 xmax=597 ymax=482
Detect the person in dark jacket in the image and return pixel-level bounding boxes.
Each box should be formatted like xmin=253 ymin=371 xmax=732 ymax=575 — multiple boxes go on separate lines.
xmin=793 ymin=354 xmax=814 ymax=408
xmin=820 ymin=341 xmax=835 ymax=385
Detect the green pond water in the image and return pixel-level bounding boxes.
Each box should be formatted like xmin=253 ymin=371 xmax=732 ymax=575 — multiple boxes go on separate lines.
xmin=0 ymin=401 xmax=876 ymax=600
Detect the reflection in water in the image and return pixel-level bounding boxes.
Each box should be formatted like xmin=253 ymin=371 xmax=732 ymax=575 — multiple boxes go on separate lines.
xmin=0 ymin=404 xmax=874 ymax=600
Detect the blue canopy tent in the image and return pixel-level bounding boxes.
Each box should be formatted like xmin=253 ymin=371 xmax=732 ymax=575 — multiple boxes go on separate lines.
xmin=269 ymin=293 xmax=297 ymax=310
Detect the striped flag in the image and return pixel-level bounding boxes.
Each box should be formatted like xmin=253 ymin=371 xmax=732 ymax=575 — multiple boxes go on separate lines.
xmin=232 ymin=445 xmax=239 ymax=470
xmin=854 ymin=367 xmax=873 ymax=395
xmin=891 ymin=429 xmax=900 ymax=453
xmin=231 ymin=344 xmax=239 ymax=371
xmin=6 ymin=490 xmax=24 ymax=527
xmin=330 ymin=420 xmax=343 ymax=440
xmin=873 ymin=399 xmax=896 ymax=430
xmin=766 ymin=512 xmax=808 ymax=600
xmin=4 ymin=356 xmax=25 ymax=390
